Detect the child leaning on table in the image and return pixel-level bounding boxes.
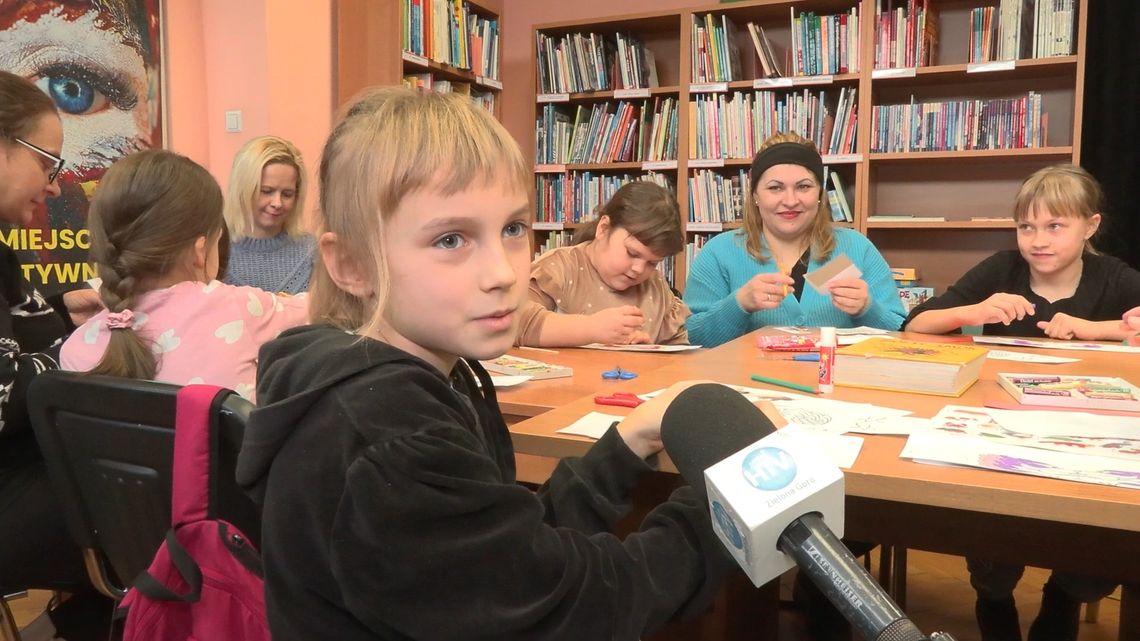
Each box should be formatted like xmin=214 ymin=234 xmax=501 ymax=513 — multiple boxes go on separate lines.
xmin=516 ymin=180 xmax=691 ymax=346
xmin=234 ymin=87 xmax=734 ymax=641
xmin=902 ymin=164 xmax=1140 ymax=340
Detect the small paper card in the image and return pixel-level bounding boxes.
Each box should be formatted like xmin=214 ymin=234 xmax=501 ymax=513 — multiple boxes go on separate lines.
xmin=805 ymin=254 xmax=862 ymax=293
xmin=556 ymin=411 xmax=624 ymax=439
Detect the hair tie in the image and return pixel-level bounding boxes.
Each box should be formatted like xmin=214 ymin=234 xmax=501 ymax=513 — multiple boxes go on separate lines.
xmin=750 ymin=142 xmax=826 ymax=192
xmin=106 ymin=309 xmax=136 ymax=330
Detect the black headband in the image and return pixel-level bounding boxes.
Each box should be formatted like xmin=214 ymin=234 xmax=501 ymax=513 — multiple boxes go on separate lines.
xmin=750 ymin=142 xmax=825 ymax=191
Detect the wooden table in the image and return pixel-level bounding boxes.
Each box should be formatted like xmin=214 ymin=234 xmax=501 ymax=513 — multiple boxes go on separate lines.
xmin=507 ymin=331 xmax=1140 ymax=639
xmin=495 ymin=346 xmax=694 ymax=420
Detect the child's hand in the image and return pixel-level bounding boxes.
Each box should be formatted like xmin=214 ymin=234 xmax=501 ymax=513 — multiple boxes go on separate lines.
xmin=591 ymin=305 xmax=645 ymax=344
xmin=617 ymin=380 xmax=713 ymax=459
xmin=964 ymin=293 xmax=1036 ymax=326
xmin=1037 ymin=313 xmax=1096 ymax=340
xmin=63 ymin=288 xmax=105 ymax=326
xmin=1121 ymin=307 xmax=1140 ymax=333
xmin=627 ymin=330 xmax=653 ymax=345
xmin=828 ymin=277 xmax=870 ymax=316
xmin=737 ymin=272 xmax=795 ymax=312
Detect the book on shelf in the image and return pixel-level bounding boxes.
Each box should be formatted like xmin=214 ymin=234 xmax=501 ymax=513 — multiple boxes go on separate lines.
xmin=828 ymin=171 xmax=854 ymax=222
xmin=746 ymin=22 xmax=784 ymax=78
xmin=835 ymin=337 xmax=988 ymax=396
xmin=897 ymin=287 xmax=935 ymax=312
xmin=481 ymin=354 xmax=573 ymax=381
xmin=790 ymin=6 xmax=861 ymax=76
xmin=692 ymin=13 xmax=743 ymax=83
xmin=996 ymin=373 xmax=1140 ymax=413
xmin=871 ymin=92 xmax=1046 ymax=153
xmin=874 ymin=0 xmax=938 ymax=69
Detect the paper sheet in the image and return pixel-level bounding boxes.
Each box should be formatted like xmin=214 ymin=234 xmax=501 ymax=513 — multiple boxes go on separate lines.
xmin=580 ymin=343 xmax=703 ymax=352
xmin=781 ymin=425 xmax=865 ymax=468
xmin=985 ymin=349 xmax=1080 ymax=364
xmin=901 ymin=430 xmax=1140 ymax=489
xmin=972 ymin=336 xmax=1140 ymax=353
xmin=556 ymin=411 xmax=624 ymax=439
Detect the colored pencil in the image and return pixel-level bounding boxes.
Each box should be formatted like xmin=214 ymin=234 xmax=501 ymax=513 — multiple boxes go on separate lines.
xmin=750 ymin=374 xmax=819 ymax=394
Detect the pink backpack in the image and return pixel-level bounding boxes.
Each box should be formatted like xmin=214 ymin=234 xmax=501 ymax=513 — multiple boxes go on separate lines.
xmin=119 ymin=385 xmax=270 ymax=641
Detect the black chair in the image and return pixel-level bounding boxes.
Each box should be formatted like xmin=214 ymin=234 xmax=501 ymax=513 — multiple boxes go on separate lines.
xmin=27 ymin=371 xmax=260 ymax=601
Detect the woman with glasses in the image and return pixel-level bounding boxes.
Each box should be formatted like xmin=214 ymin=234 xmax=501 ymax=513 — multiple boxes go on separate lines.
xmin=0 ymin=69 xmax=111 ymax=641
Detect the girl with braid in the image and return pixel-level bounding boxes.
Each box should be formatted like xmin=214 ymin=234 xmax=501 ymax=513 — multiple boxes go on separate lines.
xmin=61 ymin=150 xmax=308 ymax=400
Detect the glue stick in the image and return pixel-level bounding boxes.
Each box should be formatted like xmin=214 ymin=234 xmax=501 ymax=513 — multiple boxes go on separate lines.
xmin=818 ymin=326 xmax=836 ymax=393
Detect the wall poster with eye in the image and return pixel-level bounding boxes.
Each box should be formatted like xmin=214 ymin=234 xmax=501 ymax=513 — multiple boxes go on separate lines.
xmin=0 ymin=0 xmax=164 ymax=296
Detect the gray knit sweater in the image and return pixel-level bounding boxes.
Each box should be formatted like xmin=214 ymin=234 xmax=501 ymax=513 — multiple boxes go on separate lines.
xmin=225 ymin=233 xmax=315 ymax=295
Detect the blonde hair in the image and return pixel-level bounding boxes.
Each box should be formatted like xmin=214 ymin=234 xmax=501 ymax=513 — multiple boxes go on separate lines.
xmin=1014 ymin=164 xmax=1103 ymax=254
xmin=312 ymin=87 xmax=529 ymax=336
xmin=224 ymin=135 xmax=308 ymax=241
xmin=87 ymin=150 xmax=225 ymax=379
xmin=742 ymin=132 xmax=835 ymax=264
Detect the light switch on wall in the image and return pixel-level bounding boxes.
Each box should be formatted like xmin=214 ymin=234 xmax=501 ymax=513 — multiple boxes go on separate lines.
xmin=224 ymin=110 xmax=243 ymax=133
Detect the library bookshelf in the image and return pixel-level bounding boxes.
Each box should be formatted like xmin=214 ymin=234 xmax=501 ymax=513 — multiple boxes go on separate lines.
xmin=529 ymin=0 xmax=1087 ymax=295
xmin=336 ymin=0 xmax=504 ymax=118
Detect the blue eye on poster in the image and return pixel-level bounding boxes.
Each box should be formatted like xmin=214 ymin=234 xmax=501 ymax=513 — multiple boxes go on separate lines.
xmin=0 ymin=0 xmax=165 ymax=295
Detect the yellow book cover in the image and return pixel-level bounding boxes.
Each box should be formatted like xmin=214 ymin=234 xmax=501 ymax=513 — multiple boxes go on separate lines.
xmin=836 ymin=338 xmax=987 ymax=365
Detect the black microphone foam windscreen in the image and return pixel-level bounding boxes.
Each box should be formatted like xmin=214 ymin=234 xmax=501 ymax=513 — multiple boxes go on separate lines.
xmin=660 ymin=383 xmax=778 ymax=498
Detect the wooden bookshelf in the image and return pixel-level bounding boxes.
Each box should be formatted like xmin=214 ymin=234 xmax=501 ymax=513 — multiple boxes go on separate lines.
xmin=336 ymin=0 xmax=504 ymax=118
xmin=528 ymin=0 xmax=1086 ymax=294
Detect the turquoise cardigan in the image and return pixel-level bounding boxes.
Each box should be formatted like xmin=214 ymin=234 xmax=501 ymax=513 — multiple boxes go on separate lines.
xmin=683 ymin=228 xmax=905 ymax=347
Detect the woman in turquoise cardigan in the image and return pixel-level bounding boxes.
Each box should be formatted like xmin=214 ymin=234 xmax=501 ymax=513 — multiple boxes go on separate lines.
xmin=684 ymin=133 xmax=905 ymax=347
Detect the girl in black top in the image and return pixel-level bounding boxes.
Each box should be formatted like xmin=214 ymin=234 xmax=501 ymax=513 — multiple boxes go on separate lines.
xmin=237 ymin=88 xmax=732 ymax=641
xmin=903 ymin=164 xmax=1140 ymax=340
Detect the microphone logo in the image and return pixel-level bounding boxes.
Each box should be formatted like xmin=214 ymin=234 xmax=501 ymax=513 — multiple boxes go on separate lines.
xmin=741 ymin=447 xmax=797 ymax=491
xmin=711 ymin=501 xmax=745 ymax=549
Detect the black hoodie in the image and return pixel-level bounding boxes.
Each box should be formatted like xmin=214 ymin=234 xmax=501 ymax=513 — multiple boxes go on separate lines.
xmin=237 ymin=325 xmax=733 ymax=641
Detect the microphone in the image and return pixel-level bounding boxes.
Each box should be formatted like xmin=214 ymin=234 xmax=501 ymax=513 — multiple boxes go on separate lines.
xmin=661 ymin=383 xmax=956 ymax=641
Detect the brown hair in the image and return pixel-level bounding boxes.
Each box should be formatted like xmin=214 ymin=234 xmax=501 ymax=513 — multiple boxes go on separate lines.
xmin=1013 ymin=164 xmax=1103 ymax=254
xmin=742 ymin=132 xmax=835 ymax=264
xmin=312 ymin=87 xmax=529 ymax=335
xmin=574 ymin=181 xmax=683 ymax=256
xmin=0 ymin=70 xmax=57 ymax=141
xmin=86 ymin=150 xmax=225 ymax=379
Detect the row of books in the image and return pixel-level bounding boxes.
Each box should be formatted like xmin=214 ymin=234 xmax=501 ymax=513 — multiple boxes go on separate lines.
xmin=536 ymin=31 xmax=658 ymax=94
xmin=823 ymin=168 xmax=854 ymax=224
xmin=691 ymin=13 xmax=743 ymax=82
xmin=685 ymin=235 xmax=712 ymax=275
xmin=870 ymin=92 xmax=1046 ymax=153
xmin=534 ymin=172 xmax=674 ymax=224
xmin=402 ymin=74 xmax=496 ymax=112
xmin=788 ymin=8 xmax=862 ymax=76
xmin=688 ymin=87 xmax=857 ymax=160
xmin=874 ymin=0 xmax=939 ymax=69
xmin=401 ymin=0 xmax=500 ymax=79
xmin=688 ymin=169 xmax=747 ymax=224
xmin=533 ymin=231 xmax=574 ymax=259
xmin=973 ymin=1 xmax=1071 ymax=62
xmin=535 ymin=98 xmax=678 ymax=165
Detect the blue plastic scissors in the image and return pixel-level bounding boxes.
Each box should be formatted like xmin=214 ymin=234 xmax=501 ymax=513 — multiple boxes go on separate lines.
xmin=601 ymin=367 xmax=637 ymax=380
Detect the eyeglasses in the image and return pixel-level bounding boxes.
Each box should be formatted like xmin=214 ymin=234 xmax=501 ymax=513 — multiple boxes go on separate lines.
xmin=14 ymin=137 xmax=65 ymax=184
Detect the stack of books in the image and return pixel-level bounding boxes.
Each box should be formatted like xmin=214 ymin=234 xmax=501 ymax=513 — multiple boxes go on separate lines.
xmin=891 ymin=267 xmax=934 ymax=312
xmin=835 ymin=338 xmax=988 ymax=396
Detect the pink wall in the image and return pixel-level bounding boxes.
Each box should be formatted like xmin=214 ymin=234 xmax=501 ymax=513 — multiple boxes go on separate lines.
xmin=164 ymin=0 xmax=332 ymax=219
xmin=501 ymin=0 xmax=711 ymax=162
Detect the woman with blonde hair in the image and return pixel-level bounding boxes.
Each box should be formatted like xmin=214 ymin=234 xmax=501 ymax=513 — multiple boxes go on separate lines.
xmin=223 ymin=135 xmax=314 ymax=294
xmin=684 ymin=132 xmax=904 ymax=347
